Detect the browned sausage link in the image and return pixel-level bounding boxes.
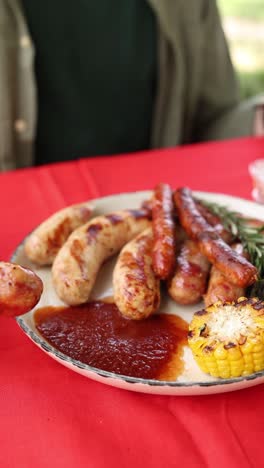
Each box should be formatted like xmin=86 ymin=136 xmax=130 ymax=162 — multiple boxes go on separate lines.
xmin=168 ymin=239 xmax=211 ymax=305
xmin=0 ymin=262 xmax=43 ymax=317
xmin=196 ymin=200 xmax=233 ymax=244
xmin=113 ymin=228 xmax=160 ymax=320
xmin=152 ymin=183 xmax=176 ymax=280
xmin=204 ymin=243 xmax=246 ymax=306
xmin=174 ymin=187 xmax=258 ymax=287
xmin=141 ymin=197 xmax=178 ymax=221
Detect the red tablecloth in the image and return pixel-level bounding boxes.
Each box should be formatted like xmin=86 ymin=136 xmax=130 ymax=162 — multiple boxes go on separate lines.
xmin=1 ymin=137 xmax=264 ymax=468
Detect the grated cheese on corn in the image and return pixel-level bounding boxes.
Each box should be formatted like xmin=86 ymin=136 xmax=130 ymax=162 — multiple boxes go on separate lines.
xmin=188 ymin=297 xmax=264 ymax=379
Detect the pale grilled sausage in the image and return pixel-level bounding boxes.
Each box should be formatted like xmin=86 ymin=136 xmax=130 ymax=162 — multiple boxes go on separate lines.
xmin=113 ymin=228 xmax=160 ymax=320
xmin=174 ymin=188 xmax=258 ymax=287
xmin=24 ymin=201 xmax=94 ymax=265
xmin=152 ymin=183 xmax=176 ymax=279
xmin=0 ymin=261 xmax=43 ymax=316
xmin=168 ymin=239 xmax=210 ymax=305
xmin=204 ymin=243 xmax=246 ymax=306
xmin=52 ymin=209 xmax=150 ymax=305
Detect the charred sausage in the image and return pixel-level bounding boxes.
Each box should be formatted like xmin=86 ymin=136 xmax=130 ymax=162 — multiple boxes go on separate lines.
xmin=152 ymin=183 xmax=176 ymax=279
xmin=174 ymin=188 xmax=258 ymax=287
xmin=196 ymin=201 xmax=233 ymax=244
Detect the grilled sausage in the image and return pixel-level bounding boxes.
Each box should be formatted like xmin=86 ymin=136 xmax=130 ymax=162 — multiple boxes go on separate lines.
xmin=52 ymin=209 xmax=150 ymax=305
xmin=0 ymin=261 xmax=43 ymax=316
xmin=204 ymin=243 xmax=246 ymax=306
xmin=113 ymin=228 xmax=160 ymax=319
xmin=167 ymin=203 xmax=233 ymax=305
xmin=196 ymin=201 xmax=233 ymax=244
xmin=24 ymin=201 xmax=94 ymax=265
xmin=168 ymin=239 xmax=211 ymax=305
xmin=152 ymin=183 xmax=176 ymax=279
xmin=174 ymin=188 xmax=258 ymax=287
xmin=168 ymin=204 xmax=233 ymax=305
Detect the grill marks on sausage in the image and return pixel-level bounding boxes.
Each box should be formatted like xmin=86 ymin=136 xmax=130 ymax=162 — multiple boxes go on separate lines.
xmin=122 ymin=252 xmax=147 ymax=286
xmin=152 ymin=183 xmax=176 ymax=280
xmin=85 ymin=211 xmax=150 ymax=245
xmin=24 ymin=202 xmax=94 ymax=266
xmin=86 ymin=223 xmax=103 ymax=242
xmin=174 ymin=188 xmax=258 ymax=288
xmin=113 ymin=229 xmax=160 ymax=319
xmin=168 ymin=239 xmax=210 ymax=305
xmin=105 ymin=214 xmax=124 ymax=225
xmin=45 ymin=217 xmax=72 ymax=256
xmin=196 ymin=201 xmax=233 ymax=243
xmin=120 ymin=237 xmax=153 ymax=306
xmin=127 ymin=209 xmax=151 ymax=220
xmin=70 ymin=239 xmax=87 ymax=276
xmin=176 ymin=243 xmax=206 ymax=277
xmin=122 ymin=236 xmax=150 ymax=292
xmin=204 ymin=243 xmax=246 ymax=307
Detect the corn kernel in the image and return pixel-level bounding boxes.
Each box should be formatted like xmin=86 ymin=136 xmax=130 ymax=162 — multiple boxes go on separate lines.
xmin=214 ymin=346 xmax=227 ymax=360
xmin=241 ymin=342 xmax=253 ymax=354
xmin=231 ymin=368 xmax=242 ymax=377
xmin=226 ymin=347 xmax=242 ymax=361
xmin=243 ymin=354 xmax=253 ymax=364
xmin=253 ymin=343 xmax=263 ymax=353
xmin=219 ymin=371 xmax=230 ymax=379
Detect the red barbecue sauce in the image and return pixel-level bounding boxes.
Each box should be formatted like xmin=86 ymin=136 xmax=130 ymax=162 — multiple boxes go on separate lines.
xmin=35 ymin=301 xmax=188 ymax=380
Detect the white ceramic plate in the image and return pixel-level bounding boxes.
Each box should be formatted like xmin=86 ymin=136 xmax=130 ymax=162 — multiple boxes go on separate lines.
xmin=13 ymin=190 xmax=264 ymax=395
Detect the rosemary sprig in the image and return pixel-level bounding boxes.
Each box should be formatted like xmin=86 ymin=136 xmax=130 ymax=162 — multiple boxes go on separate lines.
xmin=199 ymin=200 xmax=264 ymax=278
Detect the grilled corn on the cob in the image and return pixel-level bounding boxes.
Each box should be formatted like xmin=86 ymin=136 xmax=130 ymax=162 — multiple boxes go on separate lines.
xmin=188 ymin=297 xmax=264 ymax=379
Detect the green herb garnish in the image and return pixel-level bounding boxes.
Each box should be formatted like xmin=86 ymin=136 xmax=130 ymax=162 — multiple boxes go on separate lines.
xmin=199 ymin=200 xmax=264 ymax=278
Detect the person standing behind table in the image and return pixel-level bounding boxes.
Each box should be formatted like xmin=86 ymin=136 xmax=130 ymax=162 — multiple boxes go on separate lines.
xmin=0 ymin=0 xmax=264 ymax=172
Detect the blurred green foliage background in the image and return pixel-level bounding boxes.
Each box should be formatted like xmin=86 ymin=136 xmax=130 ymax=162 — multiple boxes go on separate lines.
xmin=218 ymin=0 xmax=264 ymax=98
